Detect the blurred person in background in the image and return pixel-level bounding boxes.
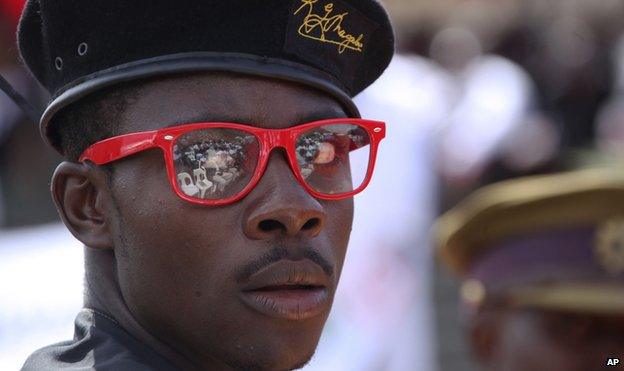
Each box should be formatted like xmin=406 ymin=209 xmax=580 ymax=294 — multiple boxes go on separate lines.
xmin=15 ymin=0 xmax=395 ymax=369
xmin=435 ymin=169 xmax=624 ymax=371
xmin=429 ymin=24 xmax=561 ymax=208
xmin=415 ymin=7 xmax=621 ymax=366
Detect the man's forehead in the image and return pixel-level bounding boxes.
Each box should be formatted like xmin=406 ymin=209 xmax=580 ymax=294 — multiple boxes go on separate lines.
xmin=116 ymin=73 xmax=346 ymax=131
xmin=118 ymin=73 xmax=348 ymax=132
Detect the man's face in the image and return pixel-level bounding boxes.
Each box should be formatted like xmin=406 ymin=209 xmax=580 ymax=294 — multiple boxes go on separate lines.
xmin=475 ymin=307 xmax=624 ymax=371
xmin=105 ymin=73 xmax=354 ymax=369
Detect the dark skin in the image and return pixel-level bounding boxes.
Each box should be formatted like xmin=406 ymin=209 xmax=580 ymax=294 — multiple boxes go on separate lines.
xmin=471 ymin=306 xmax=624 ymax=371
xmin=51 ymin=73 xmax=354 ymax=370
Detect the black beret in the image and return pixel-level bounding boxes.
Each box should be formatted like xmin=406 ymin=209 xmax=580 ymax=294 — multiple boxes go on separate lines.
xmin=17 ymin=0 xmax=395 ymax=153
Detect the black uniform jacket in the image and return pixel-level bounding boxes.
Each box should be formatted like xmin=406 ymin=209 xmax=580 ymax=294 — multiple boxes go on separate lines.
xmin=21 ymin=309 xmax=178 ymax=370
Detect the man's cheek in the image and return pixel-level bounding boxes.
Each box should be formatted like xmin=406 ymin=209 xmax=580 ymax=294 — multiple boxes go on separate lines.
xmin=325 ymin=201 xmax=353 ymax=243
xmin=113 ymin=151 xmax=174 ymax=201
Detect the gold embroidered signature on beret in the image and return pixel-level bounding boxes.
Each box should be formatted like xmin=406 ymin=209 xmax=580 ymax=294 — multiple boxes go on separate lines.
xmin=294 ymin=0 xmax=365 ymax=53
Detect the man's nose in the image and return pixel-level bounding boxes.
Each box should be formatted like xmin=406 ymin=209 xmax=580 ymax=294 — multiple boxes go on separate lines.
xmin=243 ymin=151 xmax=326 ymax=240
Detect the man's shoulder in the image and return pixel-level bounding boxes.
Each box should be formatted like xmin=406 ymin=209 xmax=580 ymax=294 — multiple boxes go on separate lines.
xmin=21 ymin=309 xmax=176 ymax=371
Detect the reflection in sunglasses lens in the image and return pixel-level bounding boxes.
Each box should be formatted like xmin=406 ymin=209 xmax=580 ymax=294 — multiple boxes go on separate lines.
xmin=173 ymin=129 xmax=259 ymax=200
xmin=296 ymin=124 xmax=371 ymax=195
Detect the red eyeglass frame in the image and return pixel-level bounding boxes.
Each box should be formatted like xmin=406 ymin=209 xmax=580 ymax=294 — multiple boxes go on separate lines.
xmin=79 ymin=118 xmax=386 ymax=206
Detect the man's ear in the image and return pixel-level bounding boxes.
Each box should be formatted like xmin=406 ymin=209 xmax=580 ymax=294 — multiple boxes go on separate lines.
xmin=468 ymin=310 xmax=501 ymax=366
xmin=52 ymin=161 xmax=115 ymax=249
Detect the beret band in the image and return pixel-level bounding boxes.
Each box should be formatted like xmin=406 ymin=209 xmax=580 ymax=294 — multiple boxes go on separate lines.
xmin=41 ymin=51 xmax=361 ymax=151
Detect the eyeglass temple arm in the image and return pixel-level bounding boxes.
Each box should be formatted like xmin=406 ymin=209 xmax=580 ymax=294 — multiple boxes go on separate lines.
xmin=0 ymin=73 xmax=42 ymax=125
xmin=79 ymin=131 xmax=158 ymax=164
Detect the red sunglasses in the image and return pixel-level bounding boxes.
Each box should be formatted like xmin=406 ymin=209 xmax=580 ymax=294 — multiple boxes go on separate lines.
xmin=80 ymin=118 xmax=386 ymax=206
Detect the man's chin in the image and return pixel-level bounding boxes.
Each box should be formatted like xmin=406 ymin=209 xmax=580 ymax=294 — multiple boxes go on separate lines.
xmin=289 ymin=350 xmax=317 ymax=370
xmin=218 ymin=348 xmax=317 ymax=371
xmin=217 ymin=321 xmax=323 ymax=370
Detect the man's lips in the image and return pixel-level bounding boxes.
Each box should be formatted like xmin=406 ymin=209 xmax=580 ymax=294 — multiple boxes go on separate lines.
xmin=239 ymin=260 xmax=331 ymax=321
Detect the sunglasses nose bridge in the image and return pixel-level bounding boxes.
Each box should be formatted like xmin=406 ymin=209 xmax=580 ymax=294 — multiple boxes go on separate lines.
xmin=265 ymin=129 xmax=291 ymax=153
xmin=262 ymin=129 xmax=299 ymax=179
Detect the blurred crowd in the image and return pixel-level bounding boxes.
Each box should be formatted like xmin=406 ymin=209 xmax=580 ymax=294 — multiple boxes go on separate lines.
xmin=2 ymin=0 xmax=624 ymax=370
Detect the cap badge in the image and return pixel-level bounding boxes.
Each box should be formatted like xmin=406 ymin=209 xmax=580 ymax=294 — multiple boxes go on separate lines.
xmin=595 ymin=219 xmax=624 ymax=275
xmin=293 ymin=0 xmax=365 ymax=54
xmin=460 ymin=279 xmax=486 ymax=308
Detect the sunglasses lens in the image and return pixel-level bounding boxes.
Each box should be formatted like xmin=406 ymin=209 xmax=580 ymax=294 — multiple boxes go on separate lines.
xmin=295 ymin=123 xmax=371 ymax=195
xmin=173 ymin=128 xmax=259 ymax=200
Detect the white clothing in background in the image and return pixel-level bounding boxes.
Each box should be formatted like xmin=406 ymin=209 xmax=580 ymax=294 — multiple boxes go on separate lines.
xmin=305 ymin=55 xmax=453 ymax=371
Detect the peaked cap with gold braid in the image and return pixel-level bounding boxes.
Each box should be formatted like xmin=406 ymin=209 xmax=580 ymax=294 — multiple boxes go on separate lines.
xmin=435 ymin=169 xmax=624 ymax=315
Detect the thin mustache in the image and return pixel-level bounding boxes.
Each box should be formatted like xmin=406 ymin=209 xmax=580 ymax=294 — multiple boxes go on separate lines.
xmin=236 ymin=246 xmax=334 ymax=283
